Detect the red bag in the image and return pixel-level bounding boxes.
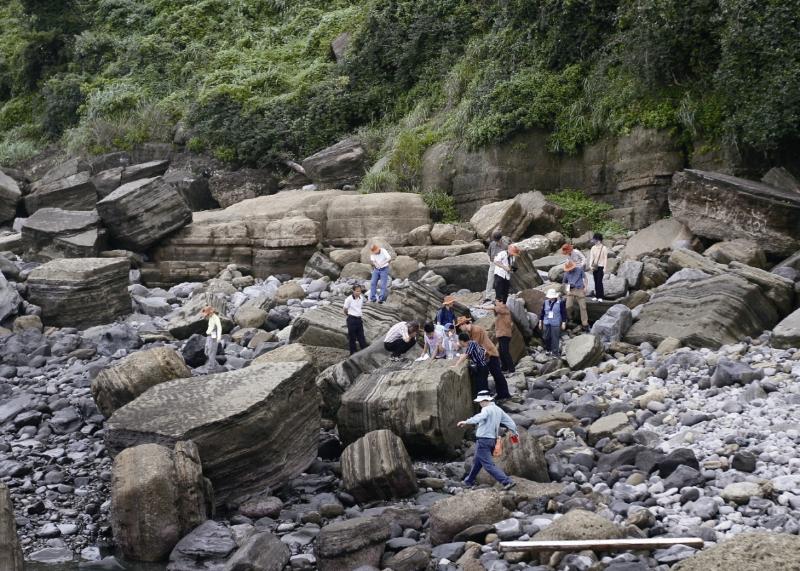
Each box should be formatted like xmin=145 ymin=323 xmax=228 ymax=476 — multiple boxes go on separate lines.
xmin=493 ymin=436 xmax=504 ymax=457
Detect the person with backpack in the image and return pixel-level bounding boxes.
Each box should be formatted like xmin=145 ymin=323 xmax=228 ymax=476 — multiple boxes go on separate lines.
xmin=539 ymin=288 xmax=567 ymax=355
xmin=343 ymin=284 xmax=368 ymax=355
xmin=484 ymin=230 xmax=509 ymax=301
xmin=434 ymin=295 xmax=456 ymax=328
xmin=563 ymin=260 xmax=589 ymax=331
xmin=368 ymin=243 xmax=392 ymax=303
xmin=493 ymin=244 xmax=520 ymax=303
xmin=457 ymin=391 xmax=518 ymax=490
xmin=588 ymin=233 xmax=609 ymax=301
xmin=455 ymin=316 xmax=511 ymax=400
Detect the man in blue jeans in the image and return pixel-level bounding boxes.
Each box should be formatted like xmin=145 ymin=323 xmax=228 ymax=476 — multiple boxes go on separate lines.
xmin=369 ymin=243 xmax=391 ymax=303
xmin=457 ymin=392 xmax=518 ymax=490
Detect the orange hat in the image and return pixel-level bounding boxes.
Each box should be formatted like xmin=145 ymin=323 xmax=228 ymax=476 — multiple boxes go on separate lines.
xmin=455 ymin=316 xmax=472 ymax=328
xmin=509 ymin=244 xmax=520 ymax=255
xmin=201 ymin=305 xmax=215 ymax=315
xmin=443 ymin=295 xmax=455 ymax=306
xmin=370 ymin=244 xmax=381 ymax=253
xmin=561 ymin=243 xmax=573 ymax=254
xmin=564 ymin=260 xmax=577 ymax=272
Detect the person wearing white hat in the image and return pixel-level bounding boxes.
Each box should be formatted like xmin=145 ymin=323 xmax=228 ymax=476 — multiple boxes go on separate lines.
xmin=538 ymin=288 xmax=567 ymax=355
xmin=457 ymin=391 xmax=518 ymax=490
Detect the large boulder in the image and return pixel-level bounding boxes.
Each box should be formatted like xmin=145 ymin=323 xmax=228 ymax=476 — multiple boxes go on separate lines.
xmin=21 ymin=208 xmax=105 ymax=261
xmin=469 ymin=192 xmax=562 ymax=241
xmin=223 ymin=531 xmax=289 ymax=571
xmin=24 ymin=171 xmax=97 ymax=213
xmin=590 ymin=304 xmax=633 ymax=344
xmin=341 ymin=429 xmax=418 ymax=502
xmin=302 ymin=138 xmax=366 ymax=189
xmin=167 ymin=520 xmax=236 ymax=570
xmin=673 ymin=533 xmax=800 ymax=571
xmin=622 ymin=218 xmax=695 ymax=259
xmin=534 ymin=509 xmax=624 ymax=542
xmin=162 ymin=169 xmax=219 ymax=211
xmin=208 ymin=168 xmax=277 ymax=208
xmin=97 ymin=177 xmax=192 ymax=251
xmin=165 ymin=293 xmax=233 ymax=340
xmin=106 ymin=362 xmax=319 ymax=506
xmin=92 ymin=347 xmax=191 ymax=417
xmin=669 ymin=169 xmax=800 ymax=255
xmin=27 ymin=257 xmax=130 ymax=329
xmin=428 ymin=251 xmax=542 ymax=292
xmin=428 ymin=490 xmax=505 ymax=545
xmin=0 ymin=273 xmax=21 ymax=323
xmin=771 ymin=307 xmax=800 ymax=349
xmin=120 ymin=159 xmax=170 ymax=185
xmin=111 ymin=441 xmax=213 ymax=562
xmin=252 ymin=343 xmax=348 ymax=375
xmin=625 ymin=274 xmax=778 ymax=348
xmin=0 ymin=169 xmax=21 ymax=224
xmin=564 ymin=334 xmax=604 ymax=369
xmin=0 ymin=484 xmax=23 ymax=571
xmin=326 ymin=192 xmax=431 ymax=246
xmin=315 ymin=516 xmax=391 ymax=571
xmin=304 ymin=251 xmax=341 ymax=280
xmin=337 ymin=360 xmax=473 ymax=457
xmin=705 ymin=239 xmax=767 ymax=269
xmin=474 ymin=432 xmax=549 ymax=486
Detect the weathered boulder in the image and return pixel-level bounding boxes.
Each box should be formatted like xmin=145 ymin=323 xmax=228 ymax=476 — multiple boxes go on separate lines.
xmin=111 ymin=441 xmax=213 ymax=562
xmin=27 ymin=257 xmax=130 ymax=328
xmin=705 ymin=239 xmax=767 ymax=269
xmin=390 ymin=255 xmax=419 ymax=279
xmin=302 ymin=138 xmax=366 ymax=189
xmin=590 ymin=304 xmax=632 ymax=344
xmin=92 ymin=347 xmax=191 ymax=417
xmin=233 ymin=305 xmax=267 ymax=329
xmin=341 ymin=429 xmax=418 ymax=502
xmin=120 ymin=159 xmax=170 ymax=185
xmin=337 ymin=360 xmax=473 ymax=457
xmin=223 ymin=531 xmax=289 ymax=571
xmin=772 ymin=307 xmax=800 ymax=349
xmin=0 ymin=273 xmax=21 ymax=323
xmin=21 ymin=208 xmax=105 ymax=261
xmin=252 ymin=343 xmax=348 ymax=375
xmin=534 ymin=509 xmax=624 ymax=542
xmin=162 ymin=169 xmax=219 ymax=211
xmin=762 ymin=166 xmax=800 ymax=193
xmin=167 ymin=520 xmax=235 ymax=570
xmin=588 ymin=413 xmax=631 ymax=444
xmin=25 ymin=171 xmax=97 ymax=213
xmin=469 ymin=191 xmax=561 ymax=241
xmin=617 ymin=260 xmax=643 ymax=289
xmin=564 ymin=334 xmax=604 ymax=369
xmin=430 ymin=223 xmax=474 ymax=245
xmin=669 ymin=169 xmax=800 ymax=255
xmin=622 ymin=218 xmax=695 ymax=259
xmin=304 ymin=251 xmax=341 ymax=280
xmin=92 ymin=166 xmax=124 ymax=197
xmin=429 ymin=490 xmax=505 ymax=545
xmin=728 ymin=261 xmax=795 ymax=317
xmin=673 ymin=533 xmax=800 ymax=571
xmin=106 ymin=362 xmax=319 ymax=506
xmin=475 ymin=432 xmax=549 ymax=486
xmin=208 ymin=168 xmax=277 ymax=208
xmin=326 ymin=192 xmax=431 ymax=247
xmin=626 ymin=274 xmax=778 ymax=349
xmin=97 ymin=177 xmax=192 ymax=251
xmin=330 ymin=31 xmax=351 ymax=64
xmin=0 ymin=484 xmax=23 ymax=571
xmin=315 ymin=516 xmax=391 ymax=571
xmin=0 ymin=169 xmax=21 ymax=224
xmin=165 ymin=293 xmax=232 ymax=339
xmin=710 ymin=358 xmax=764 ymax=388
xmin=516 ymin=235 xmax=552 ymax=259
xmin=428 ymin=251 xmax=542 ymax=292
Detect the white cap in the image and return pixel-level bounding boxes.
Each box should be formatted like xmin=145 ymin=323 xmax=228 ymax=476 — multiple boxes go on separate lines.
xmin=546 ymin=288 xmax=558 ymax=299
xmin=474 ymin=394 xmax=494 ymax=403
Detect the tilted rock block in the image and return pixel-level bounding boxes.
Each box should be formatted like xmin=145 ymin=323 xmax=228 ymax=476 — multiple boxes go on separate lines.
xmin=315 ymin=516 xmax=390 ymax=571
xmin=27 ymin=257 xmax=130 ymax=328
xmin=106 ymin=362 xmax=320 ymax=506
xmin=302 ymin=138 xmax=366 ymax=189
xmin=24 ymin=171 xmax=97 ymax=213
xmin=21 ymin=208 xmax=105 ymax=261
xmin=341 ymin=429 xmax=418 ymax=503
xmin=97 ymin=176 xmax=192 ymax=251
xmin=120 ymin=159 xmax=169 ymax=185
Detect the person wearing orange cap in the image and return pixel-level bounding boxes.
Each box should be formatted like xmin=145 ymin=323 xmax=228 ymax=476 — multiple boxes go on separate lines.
xmin=492 ymin=244 xmax=519 ymax=303
xmin=563 ymin=259 xmax=589 ymax=331
xmin=368 ymin=242 xmax=392 ymax=304
xmin=434 ymin=295 xmax=456 ymax=328
xmin=561 ymin=243 xmax=587 ymax=269
xmin=455 ymin=316 xmax=511 ymax=400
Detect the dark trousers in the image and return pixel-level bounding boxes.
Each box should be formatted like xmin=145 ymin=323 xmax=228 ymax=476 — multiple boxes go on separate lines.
xmin=543 ymin=324 xmax=561 ymax=354
xmin=346 ymin=315 xmax=367 ymax=355
xmin=593 ymin=266 xmax=605 ymax=299
xmin=498 ymin=336 xmax=515 ymax=373
xmin=487 ymin=356 xmax=510 ymax=399
xmin=384 ymin=338 xmax=416 ymax=357
xmin=493 ymin=275 xmax=510 ymax=303
xmin=471 ymin=364 xmax=489 ymax=394
xmin=464 ymin=438 xmax=512 ymax=485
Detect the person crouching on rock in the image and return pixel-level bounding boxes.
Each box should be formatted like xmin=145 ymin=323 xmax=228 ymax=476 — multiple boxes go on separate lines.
xmin=384 ymin=320 xmax=419 ymax=361
xmin=201 ymin=305 xmax=223 ymax=366
xmin=419 ymin=321 xmax=446 ymax=360
xmin=493 ymin=244 xmax=519 ymax=303
xmin=563 ymin=260 xmax=589 ymax=332
xmin=539 ymin=288 xmax=567 ymax=356
xmin=343 ymin=284 xmax=368 ymax=355
xmin=455 ymin=316 xmax=511 ymax=400
xmin=368 ymin=243 xmax=392 ymax=303
xmin=457 ymin=392 xmax=518 ymax=490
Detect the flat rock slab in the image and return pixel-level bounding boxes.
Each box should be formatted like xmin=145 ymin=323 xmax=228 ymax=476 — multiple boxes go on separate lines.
xmin=27 ymin=257 xmax=130 ymax=329
xmin=673 ymin=532 xmax=800 ymax=571
xmin=24 ymin=171 xmax=97 ymax=214
xmin=21 ymin=208 xmax=104 ymax=261
xmin=669 ymin=169 xmax=800 ymax=255
xmin=106 ymin=362 xmax=320 ymax=506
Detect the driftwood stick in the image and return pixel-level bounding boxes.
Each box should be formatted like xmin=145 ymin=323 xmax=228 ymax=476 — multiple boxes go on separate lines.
xmin=499 ymin=537 xmax=705 ymax=553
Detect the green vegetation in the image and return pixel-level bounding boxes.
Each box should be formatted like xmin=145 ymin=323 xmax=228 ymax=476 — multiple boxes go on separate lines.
xmin=548 ymin=189 xmax=626 ymax=236
xmin=421 ymin=190 xmax=459 ymax=224
xmin=1 ymin=0 xmax=799 ymax=178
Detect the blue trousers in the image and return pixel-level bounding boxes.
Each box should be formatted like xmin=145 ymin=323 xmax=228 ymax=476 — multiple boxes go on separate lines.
xmin=370 ymin=267 xmax=390 ymax=302
xmin=464 ymin=437 xmax=512 ymax=485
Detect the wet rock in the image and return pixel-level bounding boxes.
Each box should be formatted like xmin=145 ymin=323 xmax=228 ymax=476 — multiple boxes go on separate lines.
xmin=315 ymin=516 xmax=391 ymax=571
xmin=341 ymin=430 xmax=418 ymax=503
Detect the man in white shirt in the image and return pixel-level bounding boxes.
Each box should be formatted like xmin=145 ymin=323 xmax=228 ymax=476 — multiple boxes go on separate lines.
xmin=202 ymin=305 xmax=223 ymax=367
xmin=493 ymin=244 xmax=519 ymax=303
xmin=485 ymin=230 xmax=509 ymax=301
xmin=588 ymin=233 xmax=609 ymax=301
xmin=369 ymin=243 xmax=392 ymax=303
xmin=343 ymin=284 xmax=367 ymax=355
xmin=384 ymin=320 xmax=419 ymax=361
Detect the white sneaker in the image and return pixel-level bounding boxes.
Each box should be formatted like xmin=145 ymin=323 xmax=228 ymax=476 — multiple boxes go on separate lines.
xmin=592 ymin=297 xmax=598 ymax=301
xmin=598 ymin=298 xmax=604 ymax=302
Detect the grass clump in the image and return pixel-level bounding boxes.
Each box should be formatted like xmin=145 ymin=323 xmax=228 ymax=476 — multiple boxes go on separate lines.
xmin=422 ymin=190 xmax=459 ymax=223
xmin=548 ymin=189 xmax=626 ymax=237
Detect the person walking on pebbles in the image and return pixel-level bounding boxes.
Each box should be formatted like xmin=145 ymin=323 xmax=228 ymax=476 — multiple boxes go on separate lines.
xmin=457 ymin=392 xmax=518 ymax=490
xmin=563 ymin=260 xmax=589 ymax=332
xmin=343 ymin=284 xmax=367 ymax=355
xmin=455 ymin=316 xmax=511 ymax=400
xmin=588 ymin=232 xmax=608 ymax=301
xmin=484 ymin=230 xmax=509 ymax=301
xmin=202 ymin=305 xmax=223 ymax=367
xmin=539 ymin=288 xmax=567 ymax=355
xmin=368 ymin=243 xmax=392 ymax=303
xmin=384 ymin=320 xmax=419 ymax=361
xmin=493 ymin=243 xmax=520 ymax=303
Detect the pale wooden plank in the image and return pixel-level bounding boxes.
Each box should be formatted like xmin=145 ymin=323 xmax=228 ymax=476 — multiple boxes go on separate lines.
xmin=499 ymin=537 xmax=705 ymax=553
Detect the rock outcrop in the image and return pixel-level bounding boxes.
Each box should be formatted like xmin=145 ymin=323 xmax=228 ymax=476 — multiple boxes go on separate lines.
xmin=428 ymin=252 xmax=543 ymax=293
xmin=341 ymin=429 xmax=418 ymax=502
xmin=111 ymin=441 xmax=213 ymax=562
xmin=252 ymin=343 xmax=349 ymax=375
xmin=429 ymin=490 xmax=505 ymax=545
xmin=25 ymin=171 xmax=97 ymax=213
xmin=106 ymin=362 xmax=319 ymax=506
xmin=315 ymin=516 xmax=391 ymax=571
xmin=302 ymin=138 xmax=366 ymax=189
xmin=27 ymin=257 xmax=131 ymax=328
xmin=669 ymin=169 xmax=800 ymax=255
xmin=469 ymin=191 xmax=562 ymax=240
xmin=337 ymin=360 xmax=473 ymax=456
xmin=92 ymin=347 xmax=192 ymax=417
xmin=0 ymin=484 xmax=23 ymax=571
xmin=208 ymin=168 xmax=277 ymax=208
xmin=0 ymin=169 xmax=21 ymax=224
xmin=97 ymin=177 xmax=192 ymax=251
xmin=622 ymin=218 xmax=695 ymax=259
xmin=21 ymin=208 xmax=105 ymax=261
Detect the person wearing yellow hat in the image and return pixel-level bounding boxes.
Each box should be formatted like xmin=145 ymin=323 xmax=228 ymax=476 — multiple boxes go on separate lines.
xmin=563 ymin=259 xmax=589 ymax=331
xmin=368 ymin=243 xmax=392 ymax=303
xmin=492 ymin=243 xmax=520 ymax=303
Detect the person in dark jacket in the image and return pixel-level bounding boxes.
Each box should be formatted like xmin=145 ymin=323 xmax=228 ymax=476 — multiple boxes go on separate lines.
xmin=434 ymin=295 xmax=456 ymax=328
xmin=538 ymin=288 xmax=567 ymax=355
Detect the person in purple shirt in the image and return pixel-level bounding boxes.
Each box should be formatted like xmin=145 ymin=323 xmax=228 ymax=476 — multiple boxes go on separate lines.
xmin=562 ymin=260 xmax=589 ymax=331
